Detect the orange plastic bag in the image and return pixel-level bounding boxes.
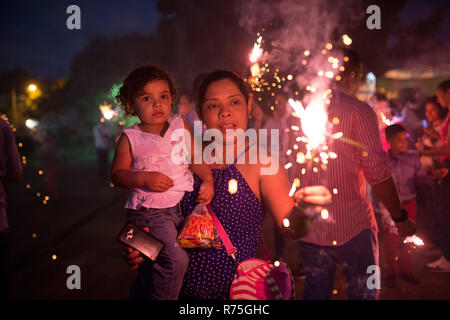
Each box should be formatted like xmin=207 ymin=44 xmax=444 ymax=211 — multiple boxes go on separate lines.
xmin=178 ymin=203 xmax=221 ymax=249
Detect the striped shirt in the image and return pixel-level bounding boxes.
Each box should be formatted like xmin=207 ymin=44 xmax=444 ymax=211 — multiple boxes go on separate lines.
xmin=290 ymin=86 xmax=392 ymax=246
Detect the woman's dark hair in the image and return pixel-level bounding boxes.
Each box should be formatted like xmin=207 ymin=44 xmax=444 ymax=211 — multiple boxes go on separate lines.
xmin=426 ymin=96 xmax=448 ymax=119
xmin=195 ymin=70 xmax=250 ymax=120
xmin=115 ymin=65 xmax=177 ymax=117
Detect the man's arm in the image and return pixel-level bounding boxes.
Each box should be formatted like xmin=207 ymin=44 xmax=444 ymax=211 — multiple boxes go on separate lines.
xmin=420 ymin=128 xmax=450 ymax=157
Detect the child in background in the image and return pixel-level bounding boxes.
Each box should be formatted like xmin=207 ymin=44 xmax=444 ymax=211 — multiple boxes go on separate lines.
xmin=376 ymin=124 xmax=434 ymax=287
xmin=111 ymin=65 xmax=214 ymax=300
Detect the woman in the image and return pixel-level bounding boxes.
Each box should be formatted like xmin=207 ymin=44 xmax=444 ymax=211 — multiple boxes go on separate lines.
xmin=125 ymin=70 xmax=331 ymax=299
xmin=417 ymin=96 xmax=447 ymax=172
xmin=420 ymin=80 xmax=450 ymax=271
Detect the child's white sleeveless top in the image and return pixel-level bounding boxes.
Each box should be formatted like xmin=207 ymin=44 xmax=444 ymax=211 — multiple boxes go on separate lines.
xmin=123 ymin=114 xmax=193 ymax=209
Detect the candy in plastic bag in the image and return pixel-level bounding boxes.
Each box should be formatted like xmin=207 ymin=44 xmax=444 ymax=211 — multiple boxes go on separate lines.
xmin=178 ymin=203 xmax=221 ymax=249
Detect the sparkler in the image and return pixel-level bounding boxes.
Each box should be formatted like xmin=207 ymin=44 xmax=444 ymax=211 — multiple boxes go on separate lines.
xmin=248 ymin=35 xmax=265 ymax=90
xmin=381 ymin=112 xmax=392 ymax=126
xmin=403 ymin=235 xmax=425 ymax=247
xmin=245 ymin=33 xmax=364 ymax=227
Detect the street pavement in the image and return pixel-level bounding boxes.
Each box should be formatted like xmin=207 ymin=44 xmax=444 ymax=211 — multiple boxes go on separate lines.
xmin=6 ymin=163 xmax=450 ymax=300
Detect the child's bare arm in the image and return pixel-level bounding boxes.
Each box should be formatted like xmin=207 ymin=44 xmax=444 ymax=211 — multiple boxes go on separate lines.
xmin=182 ymin=119 xmax=214 ymax=204
xmin=111 ymin=134 xmax=173 ymax=191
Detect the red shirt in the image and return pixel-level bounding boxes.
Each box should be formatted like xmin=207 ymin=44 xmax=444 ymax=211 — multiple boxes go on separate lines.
xmin=297 ymin=87 xmax=392 ymax=246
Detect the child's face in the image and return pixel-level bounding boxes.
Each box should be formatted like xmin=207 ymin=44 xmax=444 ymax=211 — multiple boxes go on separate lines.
xmin=201 ymin=79 xmax=250 ymax=143
xmin=425 ymin=102 xmax=440 ymax=123
xmin=388 ymin=131 xmax=408 ymax=154
xmin=130 ymin=80 xmax=172 ymax=126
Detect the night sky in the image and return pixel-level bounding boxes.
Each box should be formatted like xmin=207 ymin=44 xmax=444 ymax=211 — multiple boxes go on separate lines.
xmin=1 ymin=0 xmax=448 ymax=79
xmin=0 ymin=0 xmax=159 ymax=78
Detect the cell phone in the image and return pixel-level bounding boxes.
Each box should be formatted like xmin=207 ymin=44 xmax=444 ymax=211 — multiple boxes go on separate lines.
xmin=422 ymin=119 xmax=428 ymax=128
xmin=117 ymin=223 xmax=164 ymax=261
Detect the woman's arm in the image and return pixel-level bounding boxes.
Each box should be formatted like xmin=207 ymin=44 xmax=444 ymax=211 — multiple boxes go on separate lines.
xmin=183 ymin=119 xmax=214 ymax=204
xmin=111 ymin=134 xmax=173 ymax=191
xmin=420 ymin=128 xmax=450 ymax=157
xmin=258 ymin=157 xmax=331 ymax=239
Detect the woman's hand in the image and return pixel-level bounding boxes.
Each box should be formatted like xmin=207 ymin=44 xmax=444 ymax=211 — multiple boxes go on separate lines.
xmin=293 ymin=185 xmax=332 ymax=211
xmin=196 ymin=180 xmax=215 ymax=205
xmin=141 ymin=172 xmax=174 ymax=192
xmin=283 ymin=186 xmax=332 ymax=239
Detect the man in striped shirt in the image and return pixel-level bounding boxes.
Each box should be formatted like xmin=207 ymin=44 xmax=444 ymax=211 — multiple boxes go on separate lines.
xmin=297 ymin=49 xmax=416 ymax=300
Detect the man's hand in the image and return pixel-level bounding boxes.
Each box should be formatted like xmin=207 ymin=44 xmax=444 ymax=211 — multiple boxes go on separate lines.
xmin=395 ymin=219 xmax=416 ymax=237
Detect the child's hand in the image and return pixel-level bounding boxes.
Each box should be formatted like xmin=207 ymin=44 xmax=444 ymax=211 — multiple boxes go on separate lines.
xmin=142 ymin=172 xmax=174 ymax=192
xmin=196 ymin=180 xmax=214 ymax=205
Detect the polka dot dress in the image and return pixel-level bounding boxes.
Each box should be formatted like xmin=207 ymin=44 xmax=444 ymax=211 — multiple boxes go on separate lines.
xmin=179 ymin=164 xmax=265 ymax=300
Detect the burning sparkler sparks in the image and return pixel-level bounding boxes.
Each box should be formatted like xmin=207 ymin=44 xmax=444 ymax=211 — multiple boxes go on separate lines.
xmin=99 ymin=103 xmax=118 ymax=121
xmin=403 ymin=235 xmax=425 ymax=247
xmin=249 ymin=35 xmax=263 ymax=63
xmin=342 ymin=34 xmax=352 ymax=46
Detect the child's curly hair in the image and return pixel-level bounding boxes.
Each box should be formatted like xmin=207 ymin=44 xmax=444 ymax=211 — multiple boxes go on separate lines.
xmin=115 ymin=65 xmax=178 ymax=117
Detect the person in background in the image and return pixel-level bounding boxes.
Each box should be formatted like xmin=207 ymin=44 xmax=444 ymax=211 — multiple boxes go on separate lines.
xmin=369 ymin=93 xmax=392 ymax=152
xmin=417 ymin=96 xmax=447 ymax=173
xmin=376 ymin=124 xmax=436 ymax=287
xmin=177 ymin=93 xmax=199 ymax=131
xmin=398 ymin=88 xmax=424 ymax=144
xmin=0 ymin=117 xmax=23 ymax=299
xmin=421 ymin=80 xmax=450 ymax=271
xmin=298 ymin=48 xmax=414 ymax=300
xmin=93 ymin=119 xmax=113 ymax=181
xmin=415 ymin=96 xmax=448 ymax=256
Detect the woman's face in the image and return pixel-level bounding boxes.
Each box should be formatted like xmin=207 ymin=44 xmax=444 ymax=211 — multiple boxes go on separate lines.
xmin=425 ymin=102 xmax=441 ymax=123
xmin=436 ymin=89 xmax=449 ymax=108
xmin=200 ymin=79 xmax=250 ymax=142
